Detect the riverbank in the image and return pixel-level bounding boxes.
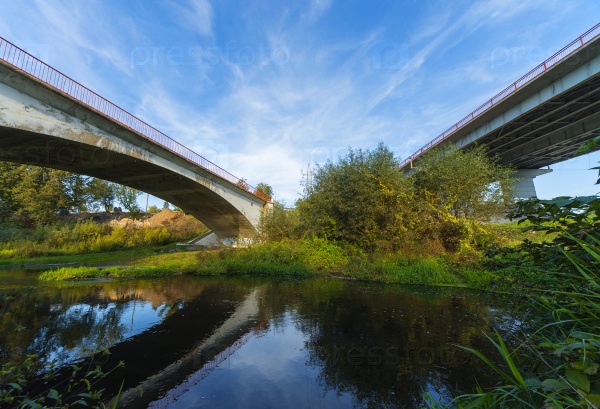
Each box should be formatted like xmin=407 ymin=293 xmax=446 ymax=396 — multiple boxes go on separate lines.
xmin=0 ymin=206 xmax=547 ymax=290
xmin=33 ymin=237 xmax=518 ymax=290
xmin=0 ymin=210 xmax=207 ymax=260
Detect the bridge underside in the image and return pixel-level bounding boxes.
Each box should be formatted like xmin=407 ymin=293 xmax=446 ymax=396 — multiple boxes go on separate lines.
xmin=0 ymin=60 xmax=268 ymax=239
xmin=401 ymin=36 xmax=600 ymax=199
xmin=461 ymin=74 xmax=600 ymax=168
xmin=0 ymin=127 xmax=260 ymax=238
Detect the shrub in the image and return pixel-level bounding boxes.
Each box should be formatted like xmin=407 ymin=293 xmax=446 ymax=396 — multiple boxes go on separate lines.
xmin=295 ymin=237 xmax=347 ymax=271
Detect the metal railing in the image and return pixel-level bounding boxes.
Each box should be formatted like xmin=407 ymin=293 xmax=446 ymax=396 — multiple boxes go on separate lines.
xmin=0 ymin=36 xmax=272 ymax=202
xmin=399 ymin=22 xmax=600 ymax=168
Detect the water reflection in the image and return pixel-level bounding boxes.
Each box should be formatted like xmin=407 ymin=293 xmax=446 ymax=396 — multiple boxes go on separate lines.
xmin=0 ymin=272 xmax=505 ymax=408
xmin=0 ymin=275 xmax=217 ymax=367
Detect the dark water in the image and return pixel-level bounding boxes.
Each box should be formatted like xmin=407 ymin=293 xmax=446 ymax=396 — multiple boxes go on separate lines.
xmin=0 ymin=270 xmax=508 ymax=408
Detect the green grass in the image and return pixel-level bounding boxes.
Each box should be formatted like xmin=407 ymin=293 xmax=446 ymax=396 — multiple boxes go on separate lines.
xmin=39 ymin=266 xmax=167 ymax=280
xmin=342 ymin=254 xmax=462 ymax=285
xmin=37 ymin=249 xmax=207 ymax=280
xmin=34 ymin=238 xmax=508 ymax=290
xmin=0 ymin=244 xmax=183 ymax=267
xmin=30 ymin=232 xmax=516 ymax=291
xmin=485 ymin=221 xmax=557 ymax=247
xmin=1 ymin=216 xmax=534 ymax=288
xmin=0 ymin=219 xmax=207 ymax=261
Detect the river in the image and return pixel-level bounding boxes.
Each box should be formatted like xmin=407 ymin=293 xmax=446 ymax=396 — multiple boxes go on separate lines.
xmin=0 ymin=269 xmax=509 ymax=408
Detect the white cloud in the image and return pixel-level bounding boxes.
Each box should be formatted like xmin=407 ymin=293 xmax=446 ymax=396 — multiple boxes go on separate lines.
xmin=307 ymin=0 xmax=332 ymax=20
xmin=167 ymin=0 xmax=213 ymax=37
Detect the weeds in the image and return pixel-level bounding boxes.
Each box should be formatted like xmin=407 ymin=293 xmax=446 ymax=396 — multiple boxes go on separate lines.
xmin=423 ymin=196 xmax=600 ymax=409
xmin=0 ymin=219 xmax=206 ymax=260
xmin=0 ymin=350 xmax=124 ymax=408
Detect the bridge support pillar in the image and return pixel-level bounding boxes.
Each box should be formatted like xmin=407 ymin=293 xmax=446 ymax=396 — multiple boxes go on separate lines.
xmin=511 ymin=168 xmax=552 ymax=199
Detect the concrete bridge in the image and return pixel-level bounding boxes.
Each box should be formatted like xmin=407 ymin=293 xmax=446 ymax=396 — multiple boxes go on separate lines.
xmin=0 ymin=37 xmax=272 ymax=240
xmin=400 ymin=23 xmax=600 ymax=198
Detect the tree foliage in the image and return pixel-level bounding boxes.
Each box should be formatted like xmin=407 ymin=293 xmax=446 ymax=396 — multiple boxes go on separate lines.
xmin=0 ymin=163 xmax=19 ymax=223
xmin=148 ymin=205 xmax=160 ymax=214
xmin=255 ymin=183 xmax=273 ymax=198
xmin=0 ymin=163 xmax=146 ymax=225
xmin=87 ymin=179 xmax=116 ymax=212
xmin=507 ymin=195 xmax=600 ymax=273
xmin=258 ymin=201 xmax=303 ymax=242
xmin=277 ymin=143 xmax=517 ymax=253
xmin=298 ymin=143 xmax=415 ymax=249
xmin=412 ymin=145 xmax=514 ymax=220
xmin=115 ymin=185 xmax=142 ymax=215
xmin=9 ymin=166 xmax=74 ymax=225
xmin=576 ymin=136 xmax=600 ymax=184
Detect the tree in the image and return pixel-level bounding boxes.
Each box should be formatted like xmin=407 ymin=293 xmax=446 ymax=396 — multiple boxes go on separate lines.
xmin=0 ymin=164 xmax=142 ymax=223
xmin=115 ymin=185 xmax=142 ymax=215
xmin=299 ymin=143 xmax=415 ymax=249
xmin=162 ymin=201 xmax=170 ymax=210
xmin=63 ymin=173 xmax=89 ymax=212
xmin=10 ymin=166 xmax=72 ymax=224
xmin=255 ymin=183 xmax=273 ymax=198
xmin=411 ymin=145 xmax=514 ymax=220
xmin=87 ymin=179 xmax=116 ymax=212
xmin=258 ymin=201 xmax=303 ymax=242
xmin=0 ymin=163 xmax=20 ymax=223
xmin=147 ymin=205 xmax=160 ymax=214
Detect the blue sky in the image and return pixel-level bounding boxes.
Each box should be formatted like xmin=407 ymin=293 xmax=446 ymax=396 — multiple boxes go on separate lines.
xmin=1 ymin=0 xmax=600 ymax=206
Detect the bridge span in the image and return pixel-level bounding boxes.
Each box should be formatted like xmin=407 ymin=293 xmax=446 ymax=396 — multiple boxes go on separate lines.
xmin=0 ymin=37 xmax=272 ymax=240
xmin=400 ymin=23 xmax=600 ymax=198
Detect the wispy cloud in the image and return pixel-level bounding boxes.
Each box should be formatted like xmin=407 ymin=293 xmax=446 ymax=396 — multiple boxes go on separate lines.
xmin=167 ymin=0 xmax=213 ymax=37
xmin=0 ymin=0 xmax=131 ymax=98
xmin=306 ymin=0 xmax=332 ymax=20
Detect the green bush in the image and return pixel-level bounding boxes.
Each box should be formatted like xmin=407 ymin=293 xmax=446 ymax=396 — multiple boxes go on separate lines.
xmin=294 ymin=237 xmax=348 ymax=271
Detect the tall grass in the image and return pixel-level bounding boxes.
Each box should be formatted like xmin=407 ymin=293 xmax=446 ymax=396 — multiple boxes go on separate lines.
xmin=0 ymin=219 xmax=205 ymax=260
xmin=193 ymin=240 xmax=471 ymax=286
xmin=423 ymin=234 xmax=600 ymax=409
xmin=39 ymin=237 xmax=497 ymax=287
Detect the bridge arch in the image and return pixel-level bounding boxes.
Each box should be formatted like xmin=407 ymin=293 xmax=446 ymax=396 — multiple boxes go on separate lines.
xmin=0 ymin=45 xmax=271 ymax=239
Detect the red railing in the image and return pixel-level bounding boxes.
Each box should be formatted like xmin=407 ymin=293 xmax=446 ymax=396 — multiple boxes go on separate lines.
xmin=399 ymin=22 xmax=600 ymax=169
xmin=0 ymin=36 xmax=272 ymax=202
